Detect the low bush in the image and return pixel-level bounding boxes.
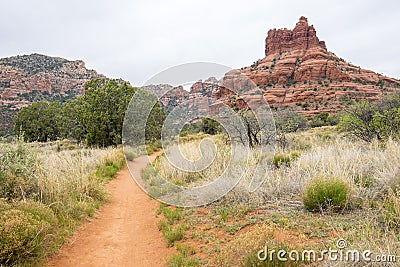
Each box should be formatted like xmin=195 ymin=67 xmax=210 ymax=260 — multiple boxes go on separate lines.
xmin=176 ymin=243 xmax=196 ymax=256
xmin=157 ymin=205 xmax=183 ymax=225
xmin=302 ymin=177 xmax=351 ymax=212
xmin=272 ymin=151 xmax=301 ymax=168
xmin=157 ymin=203 xmax=186 ymax=247
xmin=383 ymin=191 xmax=400 ymax=231
xmin=146 ymin=140 xmax=162 ymax=155
xmin=167 ymin=252 xmax=199 ymax=267
xmin=273 ymin=153 xmax=291 ymax=167
xmin=123 ymin=150 xmax=136 ymax=161
xmin=0 ymin=200 xmax=58 ymax=265
xmin=95 ymin=158 xmax=124 ymax=181
xmin=0 ymin=143 xmax=37 ymax=200
xmin=289 ymin=151 xmax=301 ymax=161
xmin=158 ymin=220 xmax=186 ymax=247
xmin=164 ymin=225 xmax=186 ymax=247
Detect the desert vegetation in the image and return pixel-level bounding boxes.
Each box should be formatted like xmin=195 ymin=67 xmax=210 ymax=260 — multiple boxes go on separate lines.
xmin=150 ymin=92 xmax=400 ymax=266
xmin=4 ymin=74 xmax=400 ymax=266
xmin=152 ymin=129 xmax=400 ymax=266
xmin=339 ymin=92 xmax=400 ymax=142
xmin=0 ymin=141 xmax=125 ymax=265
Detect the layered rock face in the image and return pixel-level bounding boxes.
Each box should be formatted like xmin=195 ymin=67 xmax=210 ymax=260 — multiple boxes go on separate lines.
xmin=142 ymin=84 xmax=189 ymax=113
xmin=224 ymin=17 xmax=400 ymax=115
xmin=265 ymin=16 xmax=327 ymax=56
xmin=0 ymin=54 xmax=104 ymax=134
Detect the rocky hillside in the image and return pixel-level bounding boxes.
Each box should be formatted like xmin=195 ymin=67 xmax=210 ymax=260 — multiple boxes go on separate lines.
xmin=0 ymin=54 xmax=104 ymax=135
xmin=142 ymin=84 xmax=189 ymax=114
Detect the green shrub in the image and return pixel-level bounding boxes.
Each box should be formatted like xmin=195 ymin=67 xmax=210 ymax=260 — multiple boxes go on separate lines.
xmin=124 ymin=151 xmax=136 ymax=161
xmin=176 ymin=243 xmax=196 ymax=256
xmin=158 ymin=220 xmax=186 ymax=247
xmin=383 ymin=191 xmax=400 ymax=230
xmin=274 ymin=110 xmax=308 ymax=134
xmin=0 ymin=200 xmax=58 ymax=265
xmin=95 ymin=158 xmax=124 ymax=180
xmin=146 ymin=143 xmax=160 ymax=155
xmin=310 ymin=112 xmax=330 ymax=127
xmin=158 ymin=206 xmax=183 ymax=225
xmin=157 ymin=219 xmax=169 ymax=231
xmin=273 ymin=153 xmax=291 ymax=167
xmin=289 ymin=151 xmax=301 ymax=159
xmin=167 ymin=252 xmax=199 ymax=267
xmin=302 ymin=177 xmax=351 ymax=212
xmin=0 ymin=143 xmax=38 ymax=200
xmin=339 ymin=94 xmax=400 ymax=142
xmin=52 ymin=197 xmax=98 ymax=225
xmin=165 ymin=226 xmax=186 ymax=247
xmin=216 ymin=206 xmax=230 ymax=222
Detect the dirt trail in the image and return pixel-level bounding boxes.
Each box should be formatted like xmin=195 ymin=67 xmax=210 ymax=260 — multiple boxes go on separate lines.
xmin=47 ymin=151 xmax=172 ymax=267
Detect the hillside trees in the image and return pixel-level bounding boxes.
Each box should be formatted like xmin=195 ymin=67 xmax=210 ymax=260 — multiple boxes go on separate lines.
xmin=339 ymin=93 xmax=400 ymax=142
xmin=201 ymin=117 xmax=222 ymax=135
xmin=60 ymin=98 xmax=86 ymax=142
xmin=14 ymin=102 xmax=64 ymax=142
xmin=274 ymin=109 xmax=308 ymax=133
xmin=80 ymin=79 xmax=136 ymax=147
xmin=14 ymin=78 xmax=165 ymax=147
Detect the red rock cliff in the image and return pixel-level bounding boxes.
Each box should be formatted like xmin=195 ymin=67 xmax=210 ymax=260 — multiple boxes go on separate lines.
xmin=265 ymin=16 xmax=327 ymax=57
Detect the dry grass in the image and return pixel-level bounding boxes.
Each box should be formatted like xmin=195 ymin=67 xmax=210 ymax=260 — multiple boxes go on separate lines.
xmin=153 ymin=134 xmax=231 ymax=187
xmin=0 ymin=142 xmax=125 ymax=265
xmin=153 ymin=128 xmax=400 ymax=266
xmin=36 ymin=147 xmax=124 ymax=204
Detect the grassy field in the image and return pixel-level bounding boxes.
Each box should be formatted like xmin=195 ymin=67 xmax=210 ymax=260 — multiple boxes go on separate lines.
xmin=0 ymin=140 xmax=125 ymax=266
xmin=151 ymin=128 xmax=400 ymax=266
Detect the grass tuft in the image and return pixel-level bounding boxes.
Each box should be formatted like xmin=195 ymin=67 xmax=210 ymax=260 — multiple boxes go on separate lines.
xmin=302 ymin=177 xmax=351 ymax=212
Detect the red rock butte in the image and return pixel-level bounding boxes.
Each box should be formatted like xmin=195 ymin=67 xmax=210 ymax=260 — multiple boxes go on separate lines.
xmin=265 ymin=16 xmax=327 ymax=57
xmin=220 ymin=16 xmax=400 ymax=115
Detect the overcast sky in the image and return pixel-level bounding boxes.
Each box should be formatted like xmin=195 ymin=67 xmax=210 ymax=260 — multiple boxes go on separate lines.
xmin=1 ymin=0 xmax=399 ymax=86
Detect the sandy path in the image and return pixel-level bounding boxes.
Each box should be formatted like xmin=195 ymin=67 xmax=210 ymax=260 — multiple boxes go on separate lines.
xmin=47 ymin=152 xmax=171 ymax=267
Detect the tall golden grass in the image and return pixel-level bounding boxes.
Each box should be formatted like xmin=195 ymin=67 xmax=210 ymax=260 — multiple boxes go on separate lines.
xmin=154 ymin=128 xmax=400 ymax=266
xmin=37 ymin=147 xmax=124 ymax=204
xmin=0 ymin=142 xmax=125 ymax=265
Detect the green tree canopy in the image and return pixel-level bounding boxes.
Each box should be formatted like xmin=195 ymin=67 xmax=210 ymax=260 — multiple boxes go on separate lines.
xmin=14 ymin=78 xmax=166 ymax=147
xmin=80 ymin=79 xmax=137 ymax=147
xmin=339 ymin=92 xmax=400 ymax=142
xmin=14 ymin=102 xmax=63 ymax=142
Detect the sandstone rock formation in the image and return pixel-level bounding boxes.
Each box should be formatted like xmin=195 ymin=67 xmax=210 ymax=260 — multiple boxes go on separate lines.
xmin=142 ymin=84 xmax=189 ymax=113
xmin=265 ymin=16 xmax=327 ymax=57
xmin=209 ymin=17 xmax=400 ymax=116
